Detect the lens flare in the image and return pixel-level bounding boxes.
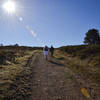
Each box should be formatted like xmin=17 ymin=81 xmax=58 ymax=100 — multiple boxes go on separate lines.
xmin=3 ymin=1 xmax=16 ymax=14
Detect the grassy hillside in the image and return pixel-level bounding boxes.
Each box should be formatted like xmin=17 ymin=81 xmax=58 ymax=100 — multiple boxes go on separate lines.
xmin=59 ymin=44 xmax=100 ymax=67
xmin=0 ymin=46 xmax=39 ymax=100
xmin=54 ymin=44 xmax=100 ymax=99
xmin=60 ymin=44 xmax=100 ymax=59
xmin=56 ymin=44 xmax=100 ymax=82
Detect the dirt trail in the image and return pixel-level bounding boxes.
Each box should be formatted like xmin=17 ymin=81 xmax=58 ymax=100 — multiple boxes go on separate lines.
xmin=30 ymin=53 xmax=91 ymax=100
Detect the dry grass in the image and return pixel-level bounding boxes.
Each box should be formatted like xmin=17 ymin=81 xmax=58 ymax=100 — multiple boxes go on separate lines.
xmin=0 ymin=50 xmax=37 ymax=100
xmin=54 ymin=49 xmax=100 ymax=99
xmin=54 ymin=50 xmax=100 ymax=83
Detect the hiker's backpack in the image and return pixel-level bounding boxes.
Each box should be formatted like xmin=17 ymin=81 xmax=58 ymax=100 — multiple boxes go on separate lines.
xmin=44 ymin=47 xmax=48 ymax=51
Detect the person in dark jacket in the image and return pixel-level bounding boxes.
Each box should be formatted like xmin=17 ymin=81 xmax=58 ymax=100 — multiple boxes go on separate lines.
xmin=50 ymin=45 xmax=54 ymax=57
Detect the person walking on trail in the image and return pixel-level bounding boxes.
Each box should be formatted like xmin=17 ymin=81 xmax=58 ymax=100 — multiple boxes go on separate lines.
xmin=43 ymin=45 xmax=49 ymax=60
xmin=50 ymin=45 xmax=54 ymax=57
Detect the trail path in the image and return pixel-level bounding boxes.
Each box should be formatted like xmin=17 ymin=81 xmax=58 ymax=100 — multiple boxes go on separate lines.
xmin=30 ymin=53 xmax=91 ymax=100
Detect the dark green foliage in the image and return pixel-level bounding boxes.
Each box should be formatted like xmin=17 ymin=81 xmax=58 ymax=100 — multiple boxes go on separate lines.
xmin=0 ymin=54 xmax=6 ymax=65
xmin=84 ymin=29 xmax=100 ymax=44
xmin=14 ymin=44 xmax=19 ymax=47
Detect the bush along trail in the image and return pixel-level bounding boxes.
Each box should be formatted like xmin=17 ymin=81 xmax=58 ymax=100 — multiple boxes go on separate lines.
xmin=29 ymin=52 xmax=93 ymax=100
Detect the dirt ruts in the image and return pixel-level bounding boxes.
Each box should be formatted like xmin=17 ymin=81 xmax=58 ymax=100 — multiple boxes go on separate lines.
xmin=29 ymin=53 xmax=92 ymax=100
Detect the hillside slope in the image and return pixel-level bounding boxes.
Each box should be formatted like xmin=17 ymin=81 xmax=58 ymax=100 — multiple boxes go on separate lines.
xmin=0 ymin=46 xmax=38 ymax=100
xmin=54 ymin=44 xmax=100 ymax=100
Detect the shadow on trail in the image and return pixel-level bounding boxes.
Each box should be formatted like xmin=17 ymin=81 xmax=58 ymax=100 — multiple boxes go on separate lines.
xmin=56 ymin=57 xmax=65 ymax=60
xmin=48 ymin=60 xmax=65 ymax=67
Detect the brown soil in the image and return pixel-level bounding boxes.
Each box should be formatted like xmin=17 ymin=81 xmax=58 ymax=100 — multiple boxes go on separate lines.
xmin=29 ymin=53 xmax=93 ymax=100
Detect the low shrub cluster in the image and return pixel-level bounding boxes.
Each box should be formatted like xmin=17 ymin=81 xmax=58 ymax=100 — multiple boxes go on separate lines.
xmin=0 ymin=50 xmax=24 ymax=65
xmin=0 ymin=46 xmax=42 ymax=65
xmin=60 ymin=44 xmax=100 ymax=60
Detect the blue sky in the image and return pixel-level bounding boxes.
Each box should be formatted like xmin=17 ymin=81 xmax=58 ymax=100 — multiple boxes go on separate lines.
xmin=0 ymin=0 xmax=100 ymax=47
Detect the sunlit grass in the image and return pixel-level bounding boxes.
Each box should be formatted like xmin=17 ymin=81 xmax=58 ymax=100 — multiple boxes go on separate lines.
xmin=54 ymin=48 xmax=100 ymax=99
xmin=0 ymin=50 xmax=35 ymax=100
xmin=54 ymin=49 xmax=100 ymax=84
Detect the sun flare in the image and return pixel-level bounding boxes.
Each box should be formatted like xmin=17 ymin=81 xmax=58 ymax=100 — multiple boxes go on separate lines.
xmin=3 ymin=1 xmax=16 ymax=14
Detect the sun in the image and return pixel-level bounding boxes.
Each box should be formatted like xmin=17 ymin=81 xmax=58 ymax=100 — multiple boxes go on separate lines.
xmin=3 ymin=0 xmax=16 ymax=14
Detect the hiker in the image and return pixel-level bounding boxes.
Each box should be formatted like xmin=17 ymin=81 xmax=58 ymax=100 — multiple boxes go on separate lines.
xmin=50 ymin=45 xmax=54 ymax=57
xmin=43 ymin=45 xmax=49 ymax=60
